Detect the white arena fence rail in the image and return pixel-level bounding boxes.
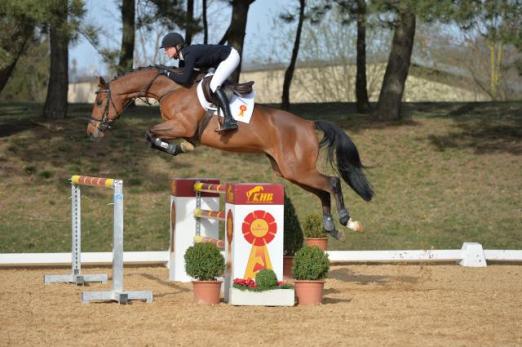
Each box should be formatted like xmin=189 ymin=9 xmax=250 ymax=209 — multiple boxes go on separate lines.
xmin=1 ymin=243 xmax=521 ymax=268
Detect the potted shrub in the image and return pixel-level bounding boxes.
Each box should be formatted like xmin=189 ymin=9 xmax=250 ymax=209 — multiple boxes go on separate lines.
xmin=292 ymin=245 xmax=330 ymax=305
xmin=230 ymin=269 xmax=295 ymax=306
xmin=283 ymin=195 xmax=304 ymax=278
xmin=303 ymin=214 xmax=328 ymax=251
xmin=184 ymin=242 xmax=225 ymax=304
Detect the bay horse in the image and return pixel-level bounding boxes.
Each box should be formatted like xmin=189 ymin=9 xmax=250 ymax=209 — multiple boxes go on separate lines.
xmin=87 ymin=66 xmax=373 ymax=239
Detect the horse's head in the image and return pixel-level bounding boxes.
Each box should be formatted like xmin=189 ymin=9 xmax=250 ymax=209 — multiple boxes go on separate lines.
xmin=87 ymin=76 xmax=126 ymax=138
xmin=87 ymin=67 xmax=193 ymax=138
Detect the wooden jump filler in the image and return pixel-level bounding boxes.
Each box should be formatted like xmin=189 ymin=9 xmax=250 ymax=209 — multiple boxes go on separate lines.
xmin=169 ymin=178 xmax=285 ymax=304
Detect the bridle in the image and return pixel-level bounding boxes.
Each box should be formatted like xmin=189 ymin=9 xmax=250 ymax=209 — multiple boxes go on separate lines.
xmin=90 ymin=72 xmax=164 ymax=133
xmin=90 ymin=87 xmax=123 ymax=132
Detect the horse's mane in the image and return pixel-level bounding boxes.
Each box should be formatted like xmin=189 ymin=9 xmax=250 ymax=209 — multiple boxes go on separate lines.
xmin=111 ymin=65 xmax=207 ymax=87
xmin=111 ymin=65 xmax=184 ymax=81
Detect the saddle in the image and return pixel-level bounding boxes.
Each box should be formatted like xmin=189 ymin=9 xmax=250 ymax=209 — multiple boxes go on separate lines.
xmin=200 ymin=75 xmax=255 ymax=106
xmin=155 ymin=65 xmax=254 ymax=103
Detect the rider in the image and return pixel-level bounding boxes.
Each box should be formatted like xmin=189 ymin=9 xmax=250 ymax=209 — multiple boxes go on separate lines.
xmin=160 ymin=32 xmax=238 ymax=132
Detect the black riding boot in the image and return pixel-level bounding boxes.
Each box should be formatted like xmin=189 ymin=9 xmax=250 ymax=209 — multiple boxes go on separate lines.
xmin=214 ymin=87 xmax=238 ymax=132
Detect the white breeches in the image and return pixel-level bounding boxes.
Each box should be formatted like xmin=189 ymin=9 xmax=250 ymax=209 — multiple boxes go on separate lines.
xmin=210 ymin=48 xmax=240 ymax=92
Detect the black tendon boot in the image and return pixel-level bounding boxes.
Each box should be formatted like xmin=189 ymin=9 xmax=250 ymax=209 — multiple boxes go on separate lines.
xmin=214 ymin=87 xmax=238 ymax=132
xmin=146 ymin=131 xmax=193 ymax=156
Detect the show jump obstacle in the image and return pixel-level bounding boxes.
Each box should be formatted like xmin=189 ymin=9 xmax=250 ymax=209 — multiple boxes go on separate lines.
xmin=169 ymin=178 xmax=289 ymax=304
xmin=44 ymin=175 xmax=152 ymax=304
xmin=43 ymin=176 xmax=109 ymax=286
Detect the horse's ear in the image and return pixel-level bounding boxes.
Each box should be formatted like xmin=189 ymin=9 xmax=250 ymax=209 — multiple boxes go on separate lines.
xmin=97 ymin=76 xmax=107 ymax=87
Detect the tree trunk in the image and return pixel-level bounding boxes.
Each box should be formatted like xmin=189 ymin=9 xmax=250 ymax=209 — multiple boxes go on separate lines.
xmin=0 ymin=36 xmax=29 ymax=95
xmin=218 ymin=26 xmax=229 ymax=45
xmin=185 ymin=0 xmax=194 ymax=44
xmin=226 ymin=0 xmax=255 ymax=82
xmin=373 ymin=8 xmax=416 ymax=120
xmin=202 ymin=0 xmax=208 ymax=44
xmin=118 ymin=0 xmax=135 ymax=73
xmin=282 ymin=0 xmax=306 ymax=110
xmin=42 ymin=0 xmax=69 ymax=119
xmin=355 ymin=0 xmax=370 ymax=113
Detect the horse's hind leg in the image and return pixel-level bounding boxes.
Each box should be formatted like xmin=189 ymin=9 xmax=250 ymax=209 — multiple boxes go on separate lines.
xmin=294 ymin=182 xmax=345 ymax=240
xmin=268 ymin=155 xmax=346 ymax=239
xmin=329 ymin=176 xmax=363 ymax=232
xmin=266 ymin=155 xmax=339 ymax=238
xmin=293 ymin=172 xmax=354 ymax=239
xmin=330 ymin=176 xmax=349 ymax=225
xmin=282 ymin=166 xmax=360 ymax=237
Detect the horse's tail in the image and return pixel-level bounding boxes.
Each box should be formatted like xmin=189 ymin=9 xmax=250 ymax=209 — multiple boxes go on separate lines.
xmin=315 ymin=120 xmax=374 ymax=202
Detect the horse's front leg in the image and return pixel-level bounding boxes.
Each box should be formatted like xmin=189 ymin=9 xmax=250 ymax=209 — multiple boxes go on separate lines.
xmin=146 ymin=120 xmax=195 ymax=156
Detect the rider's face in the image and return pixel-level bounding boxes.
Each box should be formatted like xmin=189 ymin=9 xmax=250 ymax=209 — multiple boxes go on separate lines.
xmin=165 ymin=46 xmax=178 ymax=59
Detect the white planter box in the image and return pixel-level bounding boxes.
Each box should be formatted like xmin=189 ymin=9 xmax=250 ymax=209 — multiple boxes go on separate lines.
xmin=228 ymin=287 xmax=295 ymax=306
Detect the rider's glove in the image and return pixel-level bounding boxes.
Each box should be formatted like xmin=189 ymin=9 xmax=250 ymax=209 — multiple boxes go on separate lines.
xmin=160 ymin=69 xmax=172 ymax=79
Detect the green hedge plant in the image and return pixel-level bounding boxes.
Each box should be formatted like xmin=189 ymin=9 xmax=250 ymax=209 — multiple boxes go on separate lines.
xmin=303 ymin=214 xmax=327 ymax=238
xmin=184 ymin=242 xmax=225 ymax=281
xmin=284 ymin=195 xmax=304 ymax=256
xmin=292 ymin=246 xmax=330 ymax=280
xmin=255 ymin=269 xmax=278 ymax=290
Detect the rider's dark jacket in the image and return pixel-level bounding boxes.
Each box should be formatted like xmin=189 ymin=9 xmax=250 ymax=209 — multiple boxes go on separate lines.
xmin=168 ymin=44 xmax=232 ymax=86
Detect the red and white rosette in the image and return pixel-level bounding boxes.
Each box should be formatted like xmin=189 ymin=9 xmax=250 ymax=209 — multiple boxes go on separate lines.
xmin=241 ymin=210 xmax=278 ymax=279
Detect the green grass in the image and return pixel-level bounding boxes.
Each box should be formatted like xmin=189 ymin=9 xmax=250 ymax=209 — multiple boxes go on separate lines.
xmin=0 ymin=101 xmax=521 ymax=252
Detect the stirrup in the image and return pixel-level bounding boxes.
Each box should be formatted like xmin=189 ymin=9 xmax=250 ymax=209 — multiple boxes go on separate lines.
xmin=215 ymin=109 xmax=238 ymax=132
xmin=216 ymin=121 xmax=238 ymax=132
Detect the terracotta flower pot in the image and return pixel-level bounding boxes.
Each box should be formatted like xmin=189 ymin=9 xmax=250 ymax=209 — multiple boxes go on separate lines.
xmin=304 ymin=237 xmax=328 ymax=251
xmin=192 ymin=280 xmax=222 ymax=304
xmin=294 ymin=280 xmax=325 ymax=305
xmin=283 ymin=256 xmax=294 ymax=279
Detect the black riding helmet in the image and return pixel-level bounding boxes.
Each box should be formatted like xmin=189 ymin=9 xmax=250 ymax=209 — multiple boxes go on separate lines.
xmin=160 ymin=32 xmax=185 ymax=49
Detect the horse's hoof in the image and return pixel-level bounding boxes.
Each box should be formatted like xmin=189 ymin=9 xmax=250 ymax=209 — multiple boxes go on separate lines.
xmin=180 ymin=141 xmax=194 ymax=152
xmin=339 ymin=209 xmax=349 ymax=226
xmin=347 ymin=218 xmax=364 ymax=233
xmin=326 ymin=228 xmax=346 ymax=241
xmin=323 ymin=214 xmax=346 ymax=239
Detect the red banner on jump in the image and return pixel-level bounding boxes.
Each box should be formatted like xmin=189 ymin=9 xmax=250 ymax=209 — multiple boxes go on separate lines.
xmin=226 ymin=183 xmax=284 ymax=205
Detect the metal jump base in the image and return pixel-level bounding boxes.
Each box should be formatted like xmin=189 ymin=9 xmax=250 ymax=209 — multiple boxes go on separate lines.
xmin=45 ymin=175 xmax=152 ymax=304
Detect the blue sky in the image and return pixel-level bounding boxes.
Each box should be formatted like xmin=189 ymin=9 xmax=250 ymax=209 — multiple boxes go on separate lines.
xmin=70 ymin=0 xmax=295 ymax=76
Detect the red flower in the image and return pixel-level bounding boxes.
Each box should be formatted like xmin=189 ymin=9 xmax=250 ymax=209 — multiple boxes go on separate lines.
xmin=233 ymin=278 xmax=257 ymax=288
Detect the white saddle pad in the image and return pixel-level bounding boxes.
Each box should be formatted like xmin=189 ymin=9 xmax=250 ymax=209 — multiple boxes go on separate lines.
xmin=196 ymin=77 xmax=255 ymax=124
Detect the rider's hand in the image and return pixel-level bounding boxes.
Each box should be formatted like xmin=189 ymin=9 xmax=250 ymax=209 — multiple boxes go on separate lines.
xmin=160 ymin=69 xmax=172 ymax=79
